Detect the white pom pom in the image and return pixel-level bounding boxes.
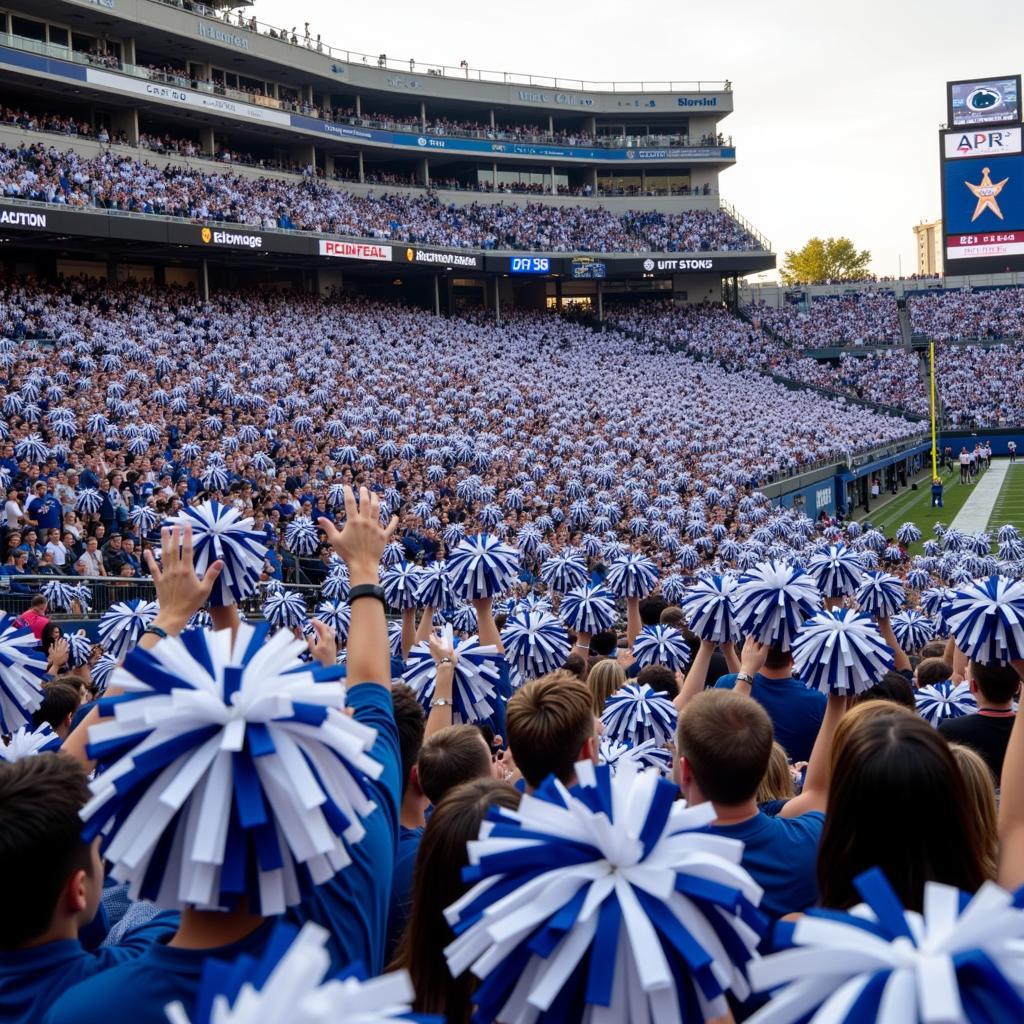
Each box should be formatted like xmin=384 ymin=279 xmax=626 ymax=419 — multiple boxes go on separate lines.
xmin=732 ymin=560 xmax=822 ymax=649
xmin=946 ymin=574 xmax=1024 ymax=664
xmin=915 ymin=680 xmax=977 ymax=727
xmin=97 ymin=600 xmax=159 ymax=660
xmin=806 ymin=544 xmax=864 ymax=598
xmin=0 ymin=613 xmax=53 ymax=733
xmin=558 ymin=584 xmax=617 ymax=634
xmin=500 ymin=611 xmax=570 ymax=680
xmin=605 ymin=552 xmax=659 ymax=598
xmin=600 ymin=682 xmax=678 ymax=746
xmin=632 ymin=625 xmax=691 ymax=671
xmin=855 ymin=571 xmax=907 ymax=619
xmin=446 ymin=534 xmax=521 ymax=600
xmin=678 ymin=574 xmax=743 ymax=643
xmin=791 ymin=609 xmax=894 ymax=695
xmin=0 ymin=723 xmax=62 ymax=761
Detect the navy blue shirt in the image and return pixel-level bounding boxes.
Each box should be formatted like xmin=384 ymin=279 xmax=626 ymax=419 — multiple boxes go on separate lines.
xmin=27 ymin=495 xmax=62 ymax=531
xmin=5 ymin=915 xmax=176 ymax=1024
xmin=385 ymin=824 xmax=423 ymax=960
xmin=709 ymin=810 xmax=825 ymax=919
xmin=715 ymin=673 xmax=826 ymax=762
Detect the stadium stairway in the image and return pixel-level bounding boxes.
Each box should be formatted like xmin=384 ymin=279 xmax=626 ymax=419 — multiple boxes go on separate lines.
xmin=898 ymin=304 xmax=914 ymax=346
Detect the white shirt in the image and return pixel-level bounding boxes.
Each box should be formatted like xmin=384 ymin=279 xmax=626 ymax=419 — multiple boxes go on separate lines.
xmin=4 ymin=499 xmax=22 ymax=528
xmin=46 ymin=541 xmax=68 ymax=567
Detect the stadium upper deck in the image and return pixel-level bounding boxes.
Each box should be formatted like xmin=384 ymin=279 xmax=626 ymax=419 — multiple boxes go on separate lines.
xmin=0 ymin=0 xmax=736 ymax=201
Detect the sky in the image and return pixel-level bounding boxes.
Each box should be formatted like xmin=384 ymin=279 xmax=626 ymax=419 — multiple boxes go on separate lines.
xmin=254 ymin=0 xmax=1024 ymax=278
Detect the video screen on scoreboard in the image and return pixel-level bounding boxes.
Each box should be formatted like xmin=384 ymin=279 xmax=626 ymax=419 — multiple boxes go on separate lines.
xmin=942 ymin=153 xmax=1024 ymax=266
xmin=948 ymin=76 xmax=1021 ymax=128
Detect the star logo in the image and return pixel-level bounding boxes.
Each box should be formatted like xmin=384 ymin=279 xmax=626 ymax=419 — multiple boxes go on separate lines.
xmin=965 ymin=166 xmax=1009 ymax=221
xmin=201 ymin=227 xmax=212 ymax=243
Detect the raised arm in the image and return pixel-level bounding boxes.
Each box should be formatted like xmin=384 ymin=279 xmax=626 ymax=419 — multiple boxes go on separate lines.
xmin=877 ymin=615 xmax=912 ymax=675
xmin=473 ymin=595 xmax=503 ymax=653
xmin=997 ymin=659 xmax=1024 ymax=889
xmin=319 ymin=486 xmax=396 ymax=690
xmin=424 ymin=630 xmax=458 ymax=739
xmin=626 ymin=596 xmax=641 ymax=651
xmin=413 ymin=607 xmax=435 ymax=647
xmin=401 ymin=606 xmax=417 ymax=661
xmin=674 ymin=639 xmax=715 ymax=711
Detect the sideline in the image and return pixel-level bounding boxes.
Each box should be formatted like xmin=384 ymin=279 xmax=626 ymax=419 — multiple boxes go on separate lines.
xmin=950 ymin=459 xmax=1009 ymax=533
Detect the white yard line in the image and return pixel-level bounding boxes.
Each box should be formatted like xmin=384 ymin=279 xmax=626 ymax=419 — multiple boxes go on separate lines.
xmin=950 ymin=460 xmax=1010 ymax=533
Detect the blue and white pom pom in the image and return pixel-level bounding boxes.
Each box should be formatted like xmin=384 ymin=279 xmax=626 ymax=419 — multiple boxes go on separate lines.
xmin=97 ymin=599 xmax=159 ymax=660
xmin=605 ymin=552 xmax=660 ymax=599
xmin=449 ymin=604 xmax=479 ymax=636
xmin=129 ymin=505 xmax=160 ymax=534
xmin=678 ymin=574 xmax=743 ymax=643
xmin=732 ymin=560 xmax=822 ymax=650
xmin=0 ymin=612 xmax=51 ymax=733
xmin=446 ymin=534 xmax=521 ymax=601
xmin=0 ymin=723 xmax=62 ymax=761
xmin=600 ymin=682 xmax=678 ymax=746
xmin=262 ymin=589 xmax=309 ymax=632
xmin=444 ymin=762 xmax=765 ymax=1024
xmin=65 ymin=631 xmax=95 ymax=669
xmin=75 ymin=488 xmax=103 ymax=515
xmin=945 ymin=575 xmax=1024 ymax=664
xmin=319 ymin=564 xmax=350 ymax=603
xmin=806 ymin=544 xmax=864 ymax=598
xmin=558 ymin=584 xmax=617 ymax=635
xmin=90 ymin=653 xmax=118 ymax=694
xmin=747 ymin=867 xmax=1024 ymax=1024
xmin=414 ymin=561 xmax=455 ymax=611
xmin=915 ymin=681 xmax=978 ymax=727
xmin=896 ymin=522 xmax=922 ymax=545
xmin=402 ymin=624 xmax=504 ymax=724
xmin=598 ymin=736 xmax=674 ymax=777
xmin=791 ymin=609 xmax=894 ymax=696
xmin=164 ymin=501 xmax=268 ymax=606
xmin=41 ymin=580 xmax=77 ymax=612
xmin=164 ymin=920 xmax=440 ymax=1024
xmin=314 ymin=600 xmax=351 ymax=644
xmin=80 ymin=624 xmax=382 ymax=913
xmin=382 ymin=561 xmax=420 ymax=611
xmin=891 ymin=610 xmax=936 ymax=653
xmin=500 ymin=611 xmax=570 ymax=680
xmin=539 ymin=552 xmax=589 ymax=594
xmin=855 ymin=571 xmax=907 ymax=619
xmin=632 ymin=625 xmax=691 ymax=671
xmin=283 ymin=516 xmax=321 ymax=557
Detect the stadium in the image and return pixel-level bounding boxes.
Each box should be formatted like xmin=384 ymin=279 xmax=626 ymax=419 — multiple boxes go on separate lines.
xmin=1 ymin=2 xmax=1024 ymax=1023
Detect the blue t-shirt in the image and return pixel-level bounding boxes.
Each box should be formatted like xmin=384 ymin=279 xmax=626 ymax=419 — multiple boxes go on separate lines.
xmin=42 ymin=920 xmax=276 ymax=1024
xmin=27 ymin=495 xmax=62 ymax=531
xmin=288 ymin=682 xmax=401 ymax=975
xmin=709 ymin=810 xmax=825 ymax=919
xmin=5 ymin=915 xmax=176 ymax=1024
xmin=385 ymin=824 xmax=424 ymax=960
xmin=715 ymin=673 xmax=826 ymax=762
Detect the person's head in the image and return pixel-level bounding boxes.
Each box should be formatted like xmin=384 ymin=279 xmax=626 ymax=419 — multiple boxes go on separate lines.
xmin=675 ymin=690 xmax=773 ymax=807
xmin=636 ymin=664 xmax=678 ymax=699
xmin=416 ymin=725 xmax=492 ymax=805
xmin=763 ymin=645 xmax=793 ymax=673
xmin=0 ymin=754 xmax=103 ymax=949
xmin=967 ymin=660 xmax=1021 ymax=708
xmin=948 ymin=743 xmax=998 ymax=882
xmin=32 ymin=681 xmax=81 ymax=739
xmin=589 ymin=630 xmax=618 ymax=657
xmin=29 ymin=594 xmax=47 ymax=616
xmin=391 ymin=779 xmax=520 ymax=1021
xmin=659 ymin=606 xmax=685 ymax=629
xmin=915 ymin=657 xmax=953 ymax=689
xmin=819 ymin=708 xmax=988 ymax=911
xmin=585 ymin=659 xmax=626 ymax=717
xmin=755 ymin=741 xmax=795 ymax=804
xmin=638 ymin=596 xmax=668 ymax=626
xmin=561 ymin=652 xmax=587 ymax=681
xmin=918 ymin=639 xmax=947 ymax=660
xmin=107 ymin=533 xmax=122 ymax=549
xmin=40 ymin=621 xmax=62 ymax=653
xmin=391 ymin=684 xmax=425 ymax=800
xmin=855 ymin=670 xmax=916 ymax=709
xmin=506 ymin=672 xmax=597 ymax=790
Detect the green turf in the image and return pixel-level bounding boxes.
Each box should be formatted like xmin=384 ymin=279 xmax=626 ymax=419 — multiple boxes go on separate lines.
xmin=988 ymin=462 xmax=1024 ymax=534
xmin=861 ymin=462 xmax=984 ymax=556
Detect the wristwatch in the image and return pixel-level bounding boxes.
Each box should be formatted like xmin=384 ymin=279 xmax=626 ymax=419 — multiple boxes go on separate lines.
xmin=430 ymin=698 xmax=453 ymax=709
xmin=735 ymin=672 xmax=755 ymax=686
xmin=347 ymin=583 xmax=386 ymax=606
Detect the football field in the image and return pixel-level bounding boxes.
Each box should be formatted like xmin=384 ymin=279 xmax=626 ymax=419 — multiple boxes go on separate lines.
xmin=988 ymin=461 xmax=1024 ymax=534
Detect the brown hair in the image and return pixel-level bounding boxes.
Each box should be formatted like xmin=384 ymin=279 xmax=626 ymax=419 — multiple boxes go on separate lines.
xmin=918 ymin=639 xmax=948 ymax=660
xmin=949 ymin=743 xmax=998 ymax=882
xmin=676 ymin=690 xmax=773 ymax=804
xmin=755 ymin=741 xmax=795 ymax=804
xmin=561 ymin=653 xmax=587 ymax=681
xmin=818 ymin=711 xmax=988 ymax=911
xmin=586 ymin=660 xmax=626 ymax=717
xmin=391 ymin=685 xmax=425 ymax=797
xmin=417 ymin=726 xmax=492 ymax=805
xmin=968 ymin=660 xmax=1022 ymax=706
xmin=636 ymin=664 xmax=678 ymax=699
xmin=659 ymin=606 xmax=685 ymax=628
xmin=506 ymin=672 xmax=596 ymax=788
xmin=0 ymin=754 xmax=93 ymax=949
xmin=31 ymin=682 xmax=81 ymax=737
xmin=390 ymin=779 xmax=520 ymax=1021
xmin=916 ymin=657 xmax=952 ymax=689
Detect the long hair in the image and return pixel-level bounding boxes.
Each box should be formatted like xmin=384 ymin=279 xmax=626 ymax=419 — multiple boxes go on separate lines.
xmin=948 ymin=743 xmax=998 ymax=882
xmin=587 ymin=659 xmax=626 ymax=716
xmin=818 ymin=711 xmax=989 ymax=911
xmin=755 ymin=741 xmax=794 ymax=804
xmin=389 ymin=779 xmax=521 ymax=1023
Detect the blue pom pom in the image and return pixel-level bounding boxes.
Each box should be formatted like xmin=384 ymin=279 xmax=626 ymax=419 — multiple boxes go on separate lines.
xmin=539 ymin=552 xmax=589 ymax=594
xmin=558 ymin=584 xmax=617 ymax=634
xmin=314 ymin=600 xmax=351 ymax=644
xmin=806 ymin=544 xmax=865 ymax=598
xmin=891 ymin=610 xmax=936 ymax=652
xmin=164 ymin=501 xmax=268 ymax=606
xmin=262 ymin=589 xmax=309 ymax=631
xmin=791 ymin=609 xmax=894 ymax=695
xmin=732 ymin=560 xmax=821 ymax=649
xmin=81 ymin=625 xmax=381 ymax=913
xmin=449 ymin=603 xmax=479 ymax=635
xmin=444 ymin=762 xmax=764 ymax=1024
xmin=915 ymin=680 xmax=977 ymax=726
xmin=75 ymin=488 xmax=103 ymax=514
xmin=500 ymin=611 xmax=570 ymax=680
xmin=382 ymin=561 xmax=421 ymax=611
xmin=414 ymin=561 xmax=455 ymax=610
xmin=283 ymin=516 xmax=320 ymax=556
xmin=598 ymin=736 xmax=674 ymax=777
xmin=600 ymin=682 xmax=678 ymax=746
xmin=946 ymin=574 xmax=1024 ymax=663
xmin=446 ymin=534 xmax=521 ymax=600
xmin=0 ymin=722 xmax=63 ymax=761
xmin=41 ymin=580 xmax=77 ymax=612
xmin=631 ymin=625 xmax=691 ymax=671
xmin=605 ymin=553 xmax=659 ymax=598
xmin=129 ymin=505 xmax=160 ymax=534
xmin=855 ymin=571 xmax=907 ymax=619
xmin=97 ymin=599 xmax=159 ymax=660
xmin=896 ymin=522 xmax=922 ymax=545
xmin=65 ymin=632 xmax=95 ymax=669
xmin=678 ymin=573 xmax=743 ymax=643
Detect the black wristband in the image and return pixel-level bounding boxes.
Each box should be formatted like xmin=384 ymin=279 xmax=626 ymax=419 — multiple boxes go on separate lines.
xmin=348 ymin=583 xmax=386 ymax=607
xmin=142 ymin=624 xmax=169 ymax=640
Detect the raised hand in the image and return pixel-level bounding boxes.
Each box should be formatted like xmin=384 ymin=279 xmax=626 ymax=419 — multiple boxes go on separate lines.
xmin=144 ymin=525 xmax=223 ymax=634
xmin=318 ymin=485 xmax=397 ymax=584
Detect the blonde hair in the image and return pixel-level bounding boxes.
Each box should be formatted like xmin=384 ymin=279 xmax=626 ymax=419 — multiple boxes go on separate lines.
xmin=948 ymin=744 xmax=998 ymax=881
xmin=756 ymin=741 xmax=795 ymax=804
xmin=587 ymin=659 xmax=627 ymax=717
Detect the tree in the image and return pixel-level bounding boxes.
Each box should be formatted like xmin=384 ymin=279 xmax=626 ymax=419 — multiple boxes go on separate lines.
xmin=779 ymin=237 xmax=872 ymax=285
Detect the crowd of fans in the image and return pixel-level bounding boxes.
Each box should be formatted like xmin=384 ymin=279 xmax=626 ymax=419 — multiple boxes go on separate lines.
xmin=909 ymin=287 xmax=1024 ymax=340
xmin=0 ymin=142 xmax=763 ymax=252
xmin=750 ymin=292 xmax=902 ymax=346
